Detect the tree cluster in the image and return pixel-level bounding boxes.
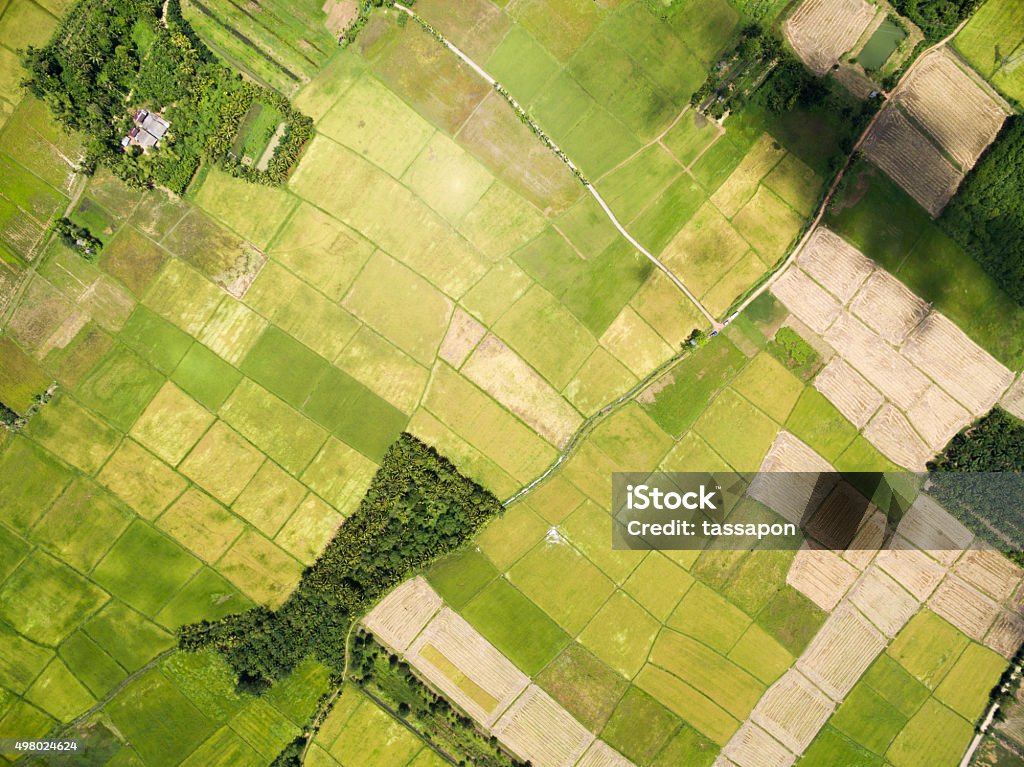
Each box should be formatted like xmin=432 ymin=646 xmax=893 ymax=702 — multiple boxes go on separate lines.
xmin=942 ymin=116 xmax=1024 ymax=306
xmin=179 ymin=434 xmax=504 ymax=688
xmin=21 ymin=0 xmax=311 ymax=193
xmin=890 ymin=0 xmax=982 ymax=41
xmin=220 ymin=88 xmax=313 ymax=186
xmin=52 ymin=217 xmax=102 ymax=260
xmin=927 ymin=408 xmax=1024 ymax=565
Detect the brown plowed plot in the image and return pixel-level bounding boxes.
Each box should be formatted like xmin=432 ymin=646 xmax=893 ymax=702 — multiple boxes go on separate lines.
xmin=876 ymin=536 xmax=947 ymax=600
xmin=842 ymin=511 xmax=888 ymax=570
xmin=722 ymin=721 xmax=795 ymax=767
xmin=750 ymin=670 xmax=834 ymax=753
xmin=784 ymin=0 xmax=878 ymax=75
xmin=462 ymin=334 xmax=583 ymax=447
xmin=955 ymin=545 xmax=1023 ymax=601
xmin=408 ymin=607 xmax=530 ymax=726
xmin=848 ymin=270 xmax=928 ymax=345
xmin=787 ymin=543 xmax=860 ymax=611
xmin=813 ymin=358 xmax=883 ymax=429
xmin=862 ymin=107 xmax=963 ymax=217
xmin=363 ymin=576 xmax=443 ymax=652
xmin=825 ymin=313 xmax=930 ymax=411
xmin=797 ymin=227 xmax=874 ymax=303
xmin=770 ymin=267 xmax=841 ymax=334
xmin=439 ymin=308 xmax=486 ymax=368
xmin=750 ymin=433 xmax=836 ymax=524
xmin=797 ymin=603 xmax=886 ymax=700
xmin=803 ymin=482 xmax=876 ymax=554
xmin=894 ymin=49 xmax=1010 ymax=170
xmin=897 ymin=494 xmax=973 ymax=565
xmin=985 ymin=611 xmax=1024 ymax=658
xmin=848 ymin=566 xmax=919 ymax=637
xmin=927 ymin=574 xmax=1000 ymax=641
xmin=576 ymin=741 xmax=634 ymax=767
xmin=864 ymin=404 xmax=932 ymax=469
xmin=906 ymin=385 xmax=971 ymax=452
xmin=1001 ymin=375 xmax=1024 ymax=421
xmin=901 ymin=312 xmax=1014 ymax=416
xmin=492 ymin=685 xmax=595 ymax=767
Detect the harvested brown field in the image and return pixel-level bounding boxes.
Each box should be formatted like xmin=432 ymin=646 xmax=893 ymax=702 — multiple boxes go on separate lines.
xmin=906 ymin=385 xmax=971 ymax=452
xmin=576 ymin=741 xmax=633 ymax=767
xmin=848 ymin=270 xmax=928 ymax=345
xmin=985 ymin=611 xmax=1024 ymax=659
xmin=813 ymin=358 xmax=883 ymax=429
xmin=721 ymin=721 xmax=795 ymax=767
xmin=787 ymin=543 xmax=859 ymax=611
xmin=408 ymin=607 xmax=530 ymax=726
xmin=848 ymin=566 xmax=919 ymax=637
xmin=834 ymin=63 xmax=876 ymax=101
xmin=954 ymin=545 xmax=1023 ymax=602
xmin=894 ymin=49 xmax=1010 ymax=170
xmin=863 ymin=403 xmax=932 ymax=469
xmin=363 ymin=576 xmax=443 ymax=652
xmin=803 ymin=481 xmax=876 ymax=552
xmin=928 ymin=574 xmax=1000 ymax=641
xmin=842 ymin=511 xmax=888 ymax=570
xmin=1002 ymin=375 xmax=1024 ymax=421
xmin=875 ymin=536 xmax=947 ymax=600
xmin=749 ymin=433 xmax=835 ymax=524
xmin=439 ymin=308 xmax=486 ymax=368
xmin=770 ymin=267 xmax=841 ymax=334
xmin=797 ymin=603 xmax=886 ymax=700
xmin=784 ymin=0 xmax=878 ymax=75
xmin=897 ymin=494 xmax=973 ymax=565
xmin=797 ymin=228 xmax=874 ymax=304
xmin=901 ymin=312 xmax=1014 ymax=416
xmin=750 ymin=670 xmax=834 ymax=753
xmin=492 ymin=684 xmax=595 ymax=767
xmin=861 ymin=107 xmax=963 ymax=217
xmin=825 ymin=313 xmax=930 ymax=411
xmin=461 ymin=334 xmax=583 ymax=446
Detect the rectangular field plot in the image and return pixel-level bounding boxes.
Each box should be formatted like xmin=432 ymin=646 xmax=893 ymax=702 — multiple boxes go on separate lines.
xmin=894 ymin=49 xmax=1009 ymax=172
xmin=861 ymin=108 xmax=962 ymax=218
xmin=492 ymin=684 xmax=595 ymax=767
xmin=783 ymin=0 xmax=877 ymax=75
xmin=407 ymin=607 xmax=530 ymax=726
xmin=797 ymin=603 xmax=886 ymax=700
xmin=363 ymin=577 xmax=443 ymax=653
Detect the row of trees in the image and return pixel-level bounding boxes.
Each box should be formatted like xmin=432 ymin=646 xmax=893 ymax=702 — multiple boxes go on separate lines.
xmin=347 ymin=631 xmax=529 ymax=767
xmin=179 ymin=434 xmax=504 ymax=689
xmin=942 ymin=116 xmax=1024 ymax=306
xmin=22 ymin=0 xmax=311 ymax=193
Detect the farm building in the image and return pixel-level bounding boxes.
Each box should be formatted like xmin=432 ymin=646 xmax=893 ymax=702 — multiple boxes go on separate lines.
xmin=121 ymin=109 xmax=171 ymax=149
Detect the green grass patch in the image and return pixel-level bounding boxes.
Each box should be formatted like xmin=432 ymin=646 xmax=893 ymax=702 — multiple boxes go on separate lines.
xmin=785 ymin=388 xmax=858 ymax=462
xmin=623 ymin=552 xmax=695 ymax=621
xmin=861 ymin=654 xmax=931 ymax=719
xmin=602 ymin=686 xmax=681 ymax=765
xmin=0 ymin=551 xmax=108 ymax=646
xmin=832 ymin=682 xmax=908 ymax=755
xmin=535 ymin=641 xmax=628 ymax=732
xmin=600 ymin=144 xmax=682 ymax=224
xmin=461 ymin=578 xmax=570 ymax=675
xmin=171 ymin=342 xmax=242 ymax=411
xmin=75 ymin=345 xmax=165 ymax=431
xmin=85 ymin=600 xmax=175 ymax=672
xmin=118 ymin=306 xmax=193 ymax=375
xmin=726 ymin=623 xmax=793 ymax=685
xmin=934 ymin=642 xmax=1008 ymax=721
xmin=694 ymin=387 xmax=779 ymax=471
xmin=888 ymin=610 xmax=970 ymax=689
xmin=425 ymin=547 xmax=499 ymax=609
xmin=668 ymin=581 xmax=751 ymax=653
xmin=730 ymin=352 xmax=802 ymax=423
xmin=105 ymin=668 xmax=216 ymax=767
xmin=755 ymin=585 xmax=827 ymax=655
xmin=58 ymin=630 xmax=127 ymax=698
xmin=642 ymin=336 xmax=745 ymax=436
xmin=800 ymin=726 xmax=883 ymax=767
xmin=93 ymin=521 xmax=202 ymax=617
xmin=886 ymin=698 xmax=973 ymax=767
xmin=0 ymin=438 xmax=72 ymax=533
xmin=0 ymin=336 xmax=49 ymax=415
xmin=486 ymin=25 xmax=560 ymax=103
xmin=579 ymin=591 xmax=660 ymax=677
xmin=157 ymin=568 xmax=254 ymax=630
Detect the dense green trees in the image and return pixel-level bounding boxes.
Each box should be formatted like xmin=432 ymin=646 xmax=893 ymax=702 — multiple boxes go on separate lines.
xmin=928 ymin=408 xmax=1024 ymax=564
xmin=179 ymin=434 xmax=504 ymax=688
xmin=942 ymin=116 xmax=1024 ymax=306
xmin=890 ymin=0 xmax=982 ymax=40
xmin=51 ymin=218 xmax=102 ymax=260
xmin=22 ymin=0 xmax=311 ymax=193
